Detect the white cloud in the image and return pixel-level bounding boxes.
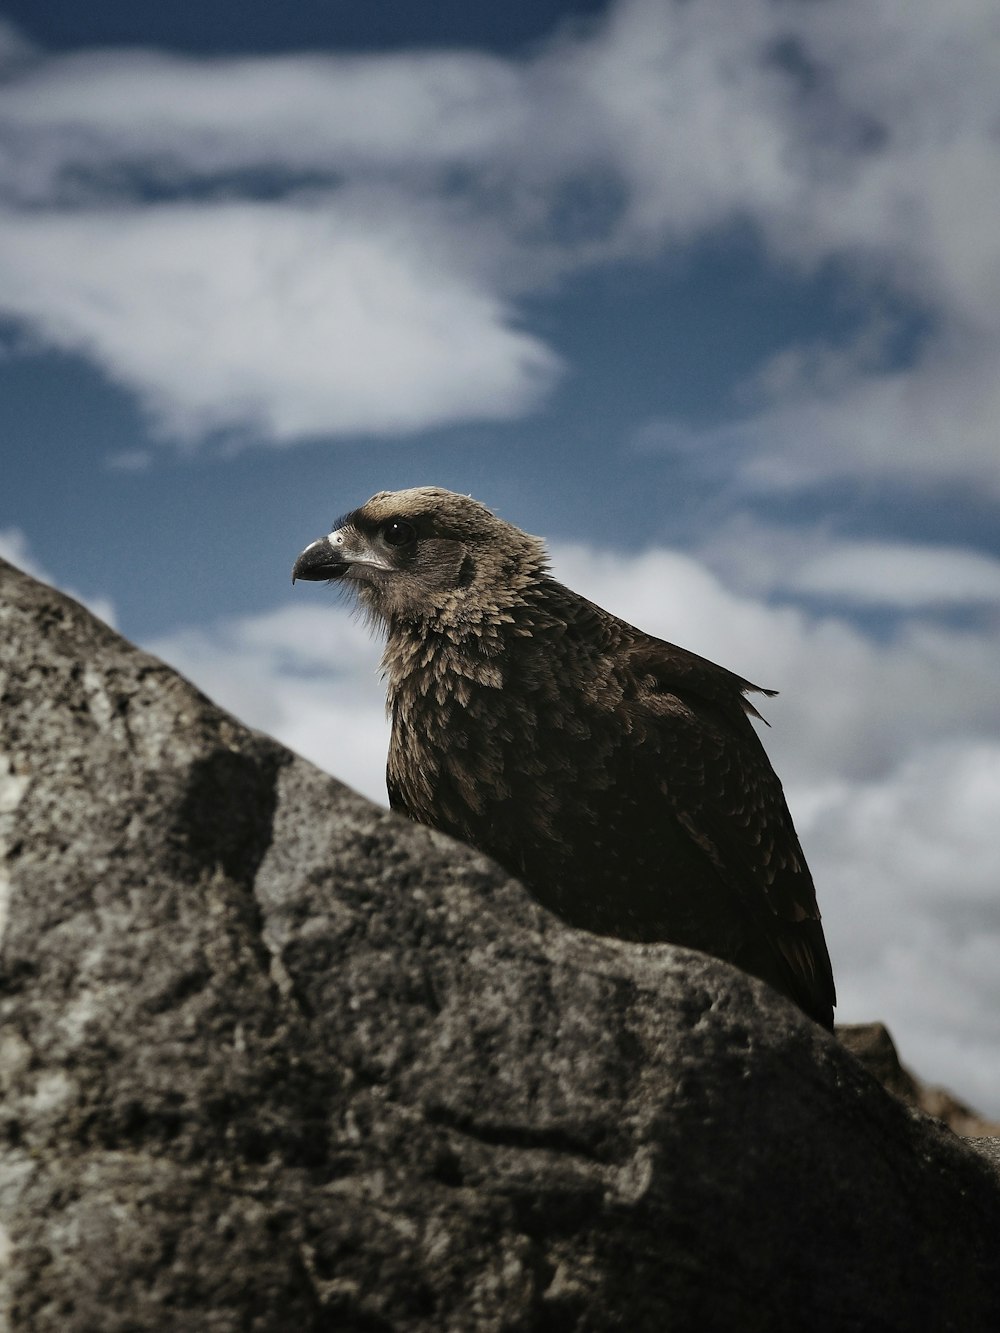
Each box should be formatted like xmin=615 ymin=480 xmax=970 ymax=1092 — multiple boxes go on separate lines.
xmin=0 ymin=0 xmax=998 ymax=486
xmin=797 ymin=743 xmax=1000 ymax=1112
xmin=784 ymin=541 xmax=1000 ymax=608
xmin=615 ymin=0 xmax=1000 ymax=495
xmin=0 ymin=46 xmax=535 ymax=195
xmin=558 ymin=0 xmax=800 ymax=241
xmin=0 ymin=198 xmax=559 ymax=441
xmin=144 ymin=534 xmax=1000 ymax=1113
xmin=728 ymin=329 xmax=1000 ymax=497
xmin=146 ymin=602 xmax=390 ymax=803
xmin=685 ymin=518 xmax=1000 ymax=610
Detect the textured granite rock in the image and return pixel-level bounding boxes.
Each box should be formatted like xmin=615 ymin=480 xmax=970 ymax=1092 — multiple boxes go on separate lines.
xmin=2 ymin=556 xmax=999 ymax=1332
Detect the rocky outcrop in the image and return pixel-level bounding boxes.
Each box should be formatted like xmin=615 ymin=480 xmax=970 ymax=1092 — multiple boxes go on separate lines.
xmin=838 ymin=1022 xmax=1000 ymax=1137
xmin=1 ymin=556 xmax=999 ymax=1332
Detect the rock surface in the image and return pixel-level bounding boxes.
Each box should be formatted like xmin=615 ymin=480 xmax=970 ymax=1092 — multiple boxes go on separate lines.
xmin=1 ymin=555 xmax=999 ymax=1332
xmin=838 ymin=1022 xmax=1000 ymax=1137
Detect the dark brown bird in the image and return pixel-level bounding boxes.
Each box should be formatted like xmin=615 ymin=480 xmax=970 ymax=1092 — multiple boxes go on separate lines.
xmin=293 ymin=487 xmax=836 ymax=1027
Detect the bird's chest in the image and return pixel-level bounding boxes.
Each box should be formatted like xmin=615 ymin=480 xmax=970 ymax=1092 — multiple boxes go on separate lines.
xmin=387 ymin=660 xmax=528 ymax=822
xmin=384 ymin=642 xmax=632 ymax=872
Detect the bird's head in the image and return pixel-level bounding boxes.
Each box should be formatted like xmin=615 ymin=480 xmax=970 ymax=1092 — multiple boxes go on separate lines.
xmin=292 ymin=487 xmax=548 ymax=630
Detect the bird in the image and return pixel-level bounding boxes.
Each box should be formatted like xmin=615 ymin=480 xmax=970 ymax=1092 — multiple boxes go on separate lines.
xmin=292 ymin=487 xmax=836 ymax=1028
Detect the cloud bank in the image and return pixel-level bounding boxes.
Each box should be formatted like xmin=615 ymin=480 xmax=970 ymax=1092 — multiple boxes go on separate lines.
xmin=0 ymin=0 xmax=998 ymax=491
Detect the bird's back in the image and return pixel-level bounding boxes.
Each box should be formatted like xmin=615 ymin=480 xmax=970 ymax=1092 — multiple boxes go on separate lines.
xmin=386 ymin=580 xmax=835 ymax=1028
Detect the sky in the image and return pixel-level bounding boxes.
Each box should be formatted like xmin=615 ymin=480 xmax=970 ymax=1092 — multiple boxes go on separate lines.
xmin=2 ymin=0 xmax=999 ymax=1114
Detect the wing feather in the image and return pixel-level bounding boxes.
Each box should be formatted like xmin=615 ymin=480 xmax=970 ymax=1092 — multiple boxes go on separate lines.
xmin=625 ymin=634 xmax=836 ymax=1022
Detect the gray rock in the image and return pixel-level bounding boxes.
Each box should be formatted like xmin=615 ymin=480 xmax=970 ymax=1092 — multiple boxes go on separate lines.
xmin=1 ymin=555 xmax=999 ymax=1332
xmin=838 ymin=1021 xmax=1000 ymax=1137
xmin=970 ymin=1138 xmax=1000 ymax=1175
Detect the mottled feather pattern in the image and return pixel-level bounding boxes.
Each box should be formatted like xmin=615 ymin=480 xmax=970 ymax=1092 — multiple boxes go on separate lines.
xmin=294 ymin=488 xmax=836 ymax=1027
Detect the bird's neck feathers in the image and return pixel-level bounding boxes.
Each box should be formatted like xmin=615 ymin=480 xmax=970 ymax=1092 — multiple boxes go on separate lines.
xmin=379 ymin=534 xmax=555 ymax=696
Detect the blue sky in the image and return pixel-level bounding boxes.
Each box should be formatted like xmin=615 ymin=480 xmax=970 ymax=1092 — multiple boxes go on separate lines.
xmin=3 ymin=0 xmax=1000 ymax=1112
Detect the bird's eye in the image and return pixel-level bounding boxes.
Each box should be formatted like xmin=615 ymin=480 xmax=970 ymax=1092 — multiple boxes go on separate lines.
xmin=382 ymin=519 xmax=416 ymax=547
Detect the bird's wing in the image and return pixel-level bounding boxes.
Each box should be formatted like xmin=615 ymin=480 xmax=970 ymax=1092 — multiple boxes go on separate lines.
xmin=627 ymin=637 xmax=836 ymax=1017
xmin=386 ymin=765 xmax=406 ymax=814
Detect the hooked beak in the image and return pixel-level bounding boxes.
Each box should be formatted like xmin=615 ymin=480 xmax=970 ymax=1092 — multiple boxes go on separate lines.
xmin=291 ymin=535 xmax=349 ymax=584
xmin=292 ymin=527 xmax=396 ymax=585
